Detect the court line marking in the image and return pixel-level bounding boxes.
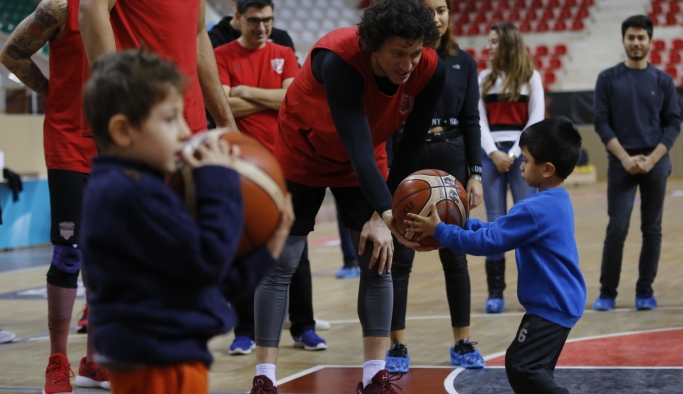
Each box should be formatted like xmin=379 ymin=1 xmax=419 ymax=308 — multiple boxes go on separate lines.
xmin=277 ymin=365 xmax=455 ymax=386
xmin=0 ymin=264 xmax=49 ymax=276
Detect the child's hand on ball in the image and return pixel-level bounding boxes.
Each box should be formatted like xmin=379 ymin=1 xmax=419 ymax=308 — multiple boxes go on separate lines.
xmin=183 ymin=138 xmax=240 ymax=169
xmin=406 ymin=203 xmax=441 ymax=240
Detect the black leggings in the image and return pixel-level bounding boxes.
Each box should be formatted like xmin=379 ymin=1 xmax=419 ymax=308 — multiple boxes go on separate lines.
xmin=390 ymin=136 xmax=472 ymax=330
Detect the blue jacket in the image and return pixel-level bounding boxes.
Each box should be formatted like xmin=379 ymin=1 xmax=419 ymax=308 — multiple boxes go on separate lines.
xmin=434 ymin=187 xmax=586 ymax=328
xmin=81 ymin=155 xmax=277 ymax=366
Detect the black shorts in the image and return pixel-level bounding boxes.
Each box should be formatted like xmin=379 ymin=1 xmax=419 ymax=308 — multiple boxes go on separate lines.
xmin=47 ymin=169 xmax=89 ymax=246
xmin=288 ymin=180 xmax=374 ymax=235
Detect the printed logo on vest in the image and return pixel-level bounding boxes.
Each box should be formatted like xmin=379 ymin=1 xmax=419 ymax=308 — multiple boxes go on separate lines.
xmin=271 ymin=58 xmax=285 ymax=74
xmin=399 ymin=94 xmax=413 ymax=115
xmin=59 ymin=222 xmax=75 ymax=240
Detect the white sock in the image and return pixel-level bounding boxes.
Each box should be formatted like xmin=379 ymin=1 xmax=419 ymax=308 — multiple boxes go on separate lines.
xmin=362 ymin=360 xmax=385 ymax=388
xmin=256 ymin=363 xmax=277 ymax=386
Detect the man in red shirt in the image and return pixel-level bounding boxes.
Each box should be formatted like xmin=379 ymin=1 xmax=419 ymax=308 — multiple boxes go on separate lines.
xmin=78 ymin=0 xmax=237 ymax=133
xmin=250 ymin=1 xmax=445 ymax=393
xmin=214 ymin=0 xmax=298 ymax=151
xmin=0 ymin=1 xmax=108 ymax=393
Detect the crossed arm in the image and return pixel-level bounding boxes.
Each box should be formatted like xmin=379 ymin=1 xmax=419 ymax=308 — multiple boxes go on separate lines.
xmin=0 ymin=0 xmax=68 ymax=96
xmin=223 ymin=78 xmax=293 ymax=119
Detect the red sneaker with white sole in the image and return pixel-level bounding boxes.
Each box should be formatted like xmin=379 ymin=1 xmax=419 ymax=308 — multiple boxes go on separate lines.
xmin=355 ymin=369 xmax=405 ymax=394
xmin=75 ymin=357 xmax=110 ymax=389
xmin=43 ymin=353 xmax=74 ymax=394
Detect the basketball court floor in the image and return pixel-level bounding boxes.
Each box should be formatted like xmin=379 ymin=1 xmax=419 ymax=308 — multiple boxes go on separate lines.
xmin=1 ymin=180 xmax=682 ymax=393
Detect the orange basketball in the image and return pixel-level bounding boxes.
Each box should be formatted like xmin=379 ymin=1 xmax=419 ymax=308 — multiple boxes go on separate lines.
xmin=169 ymin=129 xmax=287 ymax=257
xmin=391 ymin=169 xmax=469 ymax=246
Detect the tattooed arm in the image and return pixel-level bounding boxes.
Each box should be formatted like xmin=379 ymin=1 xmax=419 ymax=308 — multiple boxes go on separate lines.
xmin=78 ymin=0 xmax=117 ymax=64
xmin=0 ymin=0 xmax=68 ymax=96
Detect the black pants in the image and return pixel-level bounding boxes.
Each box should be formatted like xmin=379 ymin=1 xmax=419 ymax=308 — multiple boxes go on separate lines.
xmin=233 ymin=243 xmax=314 ymax=339
xmin=600 ymin=152 xmax=671 ymax=299
xmin=391 ymin=136 xmax=472 ymax=330
xmin=505 ymin=314 xmax=571 ymax=394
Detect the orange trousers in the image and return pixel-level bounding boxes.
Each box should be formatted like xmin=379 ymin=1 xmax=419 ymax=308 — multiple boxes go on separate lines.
xmin=109 ymin=361 xmax=208 ymax=394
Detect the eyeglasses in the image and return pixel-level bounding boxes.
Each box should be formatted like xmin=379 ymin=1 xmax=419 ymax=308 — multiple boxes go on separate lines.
xmin=245 ymin=16 xmax=274 ymax=27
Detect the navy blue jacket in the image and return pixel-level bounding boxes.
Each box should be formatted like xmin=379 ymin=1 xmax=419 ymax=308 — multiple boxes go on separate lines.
xmin=434 ymin=187 xmax=586 ymax=328
xmin=81 ymin=155 xmax=277 ymax=366
xmin=594 ymin=63 xmax=681 ymax=151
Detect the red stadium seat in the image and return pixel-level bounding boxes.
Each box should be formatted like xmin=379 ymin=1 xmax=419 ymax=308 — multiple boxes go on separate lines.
xmin=464 ymin=48 xmax=477 ymax=58
xmin=451 ymin=1 xmax=460 ymax=13
xmin=481 ymin=48 xmax=491 ymax=60
xmin=357 ymin=0 xmax=371 ymax=9
xmin=530 ymin=0 xmax=544 ymax=9
xmin=477 ymin=59 xmax=488 ymax=71
xmin=541 ymin=10 xmax=555 ymax=21
xmin=491 ymin=11 xmax=505 ymax=23
xmin=542 ymin=71 xmax=557 ymax=85
xmin=533 ymin=58 xmax=544 ymax=70
xmin=457 ymin=14 xmax=471 ymax=25
xmin=509 ymin=11 xmax=522 ymax=22
xmin=553 ymin=21 xmax=567 ymax=31
xmin=665 ymin=14 xmax=677 ymax=26
xmin=536 ymin=21 xmax=550 ymax=32
xmin=580 ymin=0 xmax=594 ymax=6
xmin=534 ymin=45 xmax=549 ymax=57
xmin=466 ymin=24 xmax=481 ymax=36
xmin=513 ymin=0 xmax=527 ymax=10
xmin=524 ymin=10 xmax=538 ymax=21
xmin=563 ymin=0 xmax=577 ymax=8
xmin=664 ymin=66 xmax=678 ymax=80
xmin=548 ymin=58 xmax=563 ymax=69
xmin=667 ymin=52 xmax=682 ymax=64
xmin=464 ymin=2 xmax=477 ymax=14
xmin=480 ymin=1 xmax=493 ymax=13
xmin=652 ymin=39 xmax=666 ymax=53
xmin=558 ymin=9 xmax=572 ymax=20
xmin=649 ymin=4 xmax=663 ymax=15
xmin=668 ymin=3 xmax=681 ymax=13
xmin=649 ymin=53 xmax=662 ymax=66
xmin=520 ymin=21 xmax=532 ymax=33
xmin=553 ymin=44 xmax=568 ymax=56
xmin=576 ymin=8 xmax=590 ymax=19
xmin=650 ymin=14 xmax=660 ymax=26
xmin=453 ymin=25 xmax=464 ymax=36
xmin=546 ymin=0 xmax=561 ymax=9
xmin=497 ymin=0 xmax=511 ymax=11
xmin=570 ymin=20 xmax=584 ymax=31
xmin=671 ymin=38 xmax=683 ymax=51
xmin=474 ymin=13 xmax=488 ymax=24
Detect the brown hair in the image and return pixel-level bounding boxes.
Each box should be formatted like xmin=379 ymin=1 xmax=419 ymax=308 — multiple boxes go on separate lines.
xmin=82 ymin=49 xmax=185 ymax=151
xmin=421 ymin=0 xmax=458 ymax=57
xmin=481 ymin=23 xmax=534 ymax=102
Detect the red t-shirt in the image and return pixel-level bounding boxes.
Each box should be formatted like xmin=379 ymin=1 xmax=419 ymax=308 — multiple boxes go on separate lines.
xmin=44 ymin=0 xmax=97 ymax=173
xmin=215 ymin=41 xmax=298 ymax=152
xmin=108 ymin=0 xmax=207 ymax=133
xmin=274 ymin=28 xmax=438 ymax=187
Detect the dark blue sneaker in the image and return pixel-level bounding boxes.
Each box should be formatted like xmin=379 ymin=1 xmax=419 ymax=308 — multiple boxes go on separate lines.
xmin=635 ymin=296 xmax=657 ymax=310
xmin=292 ymin=329 xmax=327 ymax=350
xmin=335 ymin=267 xmax=360 ymax=279
xmin=385 ymin=340 xmax=410 ymax=373
xmin=593 ymin=296 xmax=615 ymax=311
xmin=450 ymin=339 xmax=485 ymax=369
xmin=229 ymin=336 xmax=255 ymax=355
xmin=485 ymin=298 xmax=504 ymax=313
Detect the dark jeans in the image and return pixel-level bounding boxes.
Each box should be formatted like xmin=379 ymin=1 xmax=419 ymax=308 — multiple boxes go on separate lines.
xmin=600 ymin=153 xmax=672 ymax=299
xmin=233 ymin=243 xmax=315 ymax=339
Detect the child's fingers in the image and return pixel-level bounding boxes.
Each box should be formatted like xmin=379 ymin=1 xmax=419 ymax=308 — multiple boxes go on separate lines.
xmin=181 ymin=150 xmax=200 ymax=168
xmin=430 ymin=203 xmax=438 ymax=215
xmin=230 ymin=144 xmax=241 ymax=160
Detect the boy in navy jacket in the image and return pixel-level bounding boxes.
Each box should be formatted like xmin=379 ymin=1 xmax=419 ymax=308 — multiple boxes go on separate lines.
xmin=80 ymin=50 xmax=292 ymax=394
xmin=407 ymin=117 xmax=586 ymax=394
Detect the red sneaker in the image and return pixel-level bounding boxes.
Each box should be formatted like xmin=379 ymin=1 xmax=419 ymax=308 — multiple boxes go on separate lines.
xmin=355 ymin=370 xmax=405 ymax=394
xmin=43 ymin=353 xmax=74 ymax=394
xmin=250 ymin=375 xmax=278 ymax=394
xmin=75 ymin=357 xmax=110 ymax=389
xmin=76 ymin=305 xmax=88 ymax=334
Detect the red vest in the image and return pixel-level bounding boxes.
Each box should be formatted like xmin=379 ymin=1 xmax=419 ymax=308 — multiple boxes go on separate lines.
xmin=44 ymin=0 xmax=97 ymax=173
xmin=109 ymin=0 xmax=206 ymax=133
xmin=274 ymin=28 xmax=438 ymax=187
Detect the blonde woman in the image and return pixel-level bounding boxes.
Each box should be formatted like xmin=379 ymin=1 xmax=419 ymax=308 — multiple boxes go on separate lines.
xmin=479 ymin=23 xmax=543 ymax=313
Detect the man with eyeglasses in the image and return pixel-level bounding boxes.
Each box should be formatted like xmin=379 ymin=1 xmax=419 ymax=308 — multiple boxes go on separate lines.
xmin=79 ymin=0 xmax=237 ymax=134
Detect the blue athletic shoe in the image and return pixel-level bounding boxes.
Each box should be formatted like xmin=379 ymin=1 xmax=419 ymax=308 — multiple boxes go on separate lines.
xmin=385 ymin=340 xmax=410 ymax=373
xmin=485 ymin=298 xmax=505 ymax=313
xmin=593 ymin=296 xmax=615 ymax=311
xmin=635 ymin=296 xmax=657 ymax=310
xmin=229 ymin=336 xmax=255 ymax=355
xmin=292 ymin=329 xmax=327 ymax=350
xmin=335 ymin=266 xmax=360 ymax=279
xmin=450 ymin=339 xmax=485 ymax=369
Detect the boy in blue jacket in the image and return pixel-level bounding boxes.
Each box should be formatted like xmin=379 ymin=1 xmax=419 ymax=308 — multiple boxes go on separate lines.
xmin=407 ymin=117 xmax=586 ymax=394
xmin=80 ymin=50 xmax=293 ymax=394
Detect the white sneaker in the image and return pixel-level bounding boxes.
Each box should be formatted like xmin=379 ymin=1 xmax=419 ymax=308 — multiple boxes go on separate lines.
xmin=0 ymin=330 xmax=16 ymax=344
xmin=314 ymin=318 xmax=330 ymax=331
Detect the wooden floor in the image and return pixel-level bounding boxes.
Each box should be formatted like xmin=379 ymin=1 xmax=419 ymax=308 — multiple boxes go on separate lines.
xmin=1 ymin=180 xmax=682 ymax=393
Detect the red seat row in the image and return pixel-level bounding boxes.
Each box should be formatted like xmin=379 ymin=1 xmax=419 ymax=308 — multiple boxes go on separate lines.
xmin=455 ymin=8 xmax=590 ymax=25
xmin=453 ymin=0 xmax=594 ymax=14
xmin=649 ymin=52 xmax=683 ymax=66
xmin=455 ymin=19 xmax=584 ymax=35
xmin=651 ymin=38 xmax=683 ymax=53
